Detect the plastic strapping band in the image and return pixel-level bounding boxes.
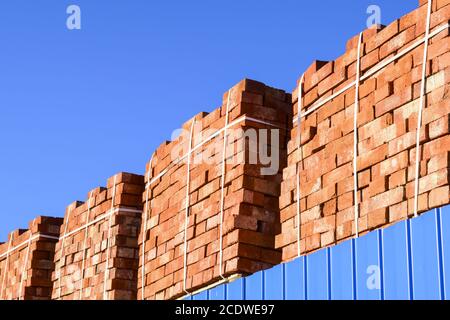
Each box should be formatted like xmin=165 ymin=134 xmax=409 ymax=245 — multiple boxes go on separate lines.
xmin=292 ymin=20 xmax=449 ymax=124
xmin=58 ymin=207 xmax=141 ymax=241
xmin=141 ymin=155 xmax=154 ymax=300
xmin=353 ymin=32 xmax=363 ymax=238
xmin=18 ymin=233 xmax=32 ymax=300
xmin=146 ymin=115 xmax=282 ymax=189
xmin=183 ymin=118 xmax=196 ymax=295
xmin=0 ymin=234 xmax=59 ymax=260
xmin=296 ymin=75 xmax=304 ymax=257
xmin=218 ymin=90 xmax=232 ymax=279
xmin=78 ymin=191 xmax=94 ymax=300
xmin=57 ymin=206 xmax=72 ymax=299
xmin=0 ymin=236 xmax=13 ymax=300
xmin=103 ymin=174 xmax=117 ymax=300
xmin=413 ymin=0 xmax=433 ymax=218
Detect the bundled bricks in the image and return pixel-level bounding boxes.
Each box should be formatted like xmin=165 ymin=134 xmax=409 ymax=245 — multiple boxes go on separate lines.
xmin=0 ymin=0 xmax=448 ymax=301
xmin=52 ymin=172 xmax=144 ymax=300
xmin=139 ymin=79 xmax=292 ymax=300
xmin=0 ymin=216 xmax=62 ymax=300
xmin=277 ymin=0 xmax=450 ymax=262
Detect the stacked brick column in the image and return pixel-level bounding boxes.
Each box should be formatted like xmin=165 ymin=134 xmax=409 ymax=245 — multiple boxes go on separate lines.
xmin=52 ymin=172 xmax=144 ymax=300
xmin=277 ymin=0 xmax=450 ymax=262
xmin=139 ymin=79 xmax=292 ymax=300
xmin=0 ymin=216 xmax=62 ymax=300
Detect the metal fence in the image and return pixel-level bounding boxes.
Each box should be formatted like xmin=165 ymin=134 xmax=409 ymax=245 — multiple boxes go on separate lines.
xmin=188 ymin=205 xmax=450 ymax=300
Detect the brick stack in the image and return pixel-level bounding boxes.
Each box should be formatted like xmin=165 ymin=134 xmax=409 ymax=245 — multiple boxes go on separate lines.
xmin=0 ymin=216 xmax=62 ymax=300
xmin=139 ymin=79 xmax=292 ymax=300
xmin=52 ymin=172 xmax=144 ymax=300
xmin=277 ymin=0 xmax=450 ymax=262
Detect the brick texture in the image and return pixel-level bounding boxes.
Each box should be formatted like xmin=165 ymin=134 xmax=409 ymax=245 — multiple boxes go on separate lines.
xmin=51 ymin=172 xmax=144 ymax=300
xmin=138 ymin=79 xmax=292 ymax=300
xmin=0 ymin=216 xmax=62 ymax=300
xmin=0 ymin=0 xmax=448 ymax=301
xmin=278 ymin=0 xmax=450 ymax=262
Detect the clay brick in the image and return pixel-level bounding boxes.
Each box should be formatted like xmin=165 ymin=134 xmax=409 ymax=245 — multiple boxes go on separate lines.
xmin=368 ymin=176 xmax=389 ymax=197
xmin=429 ymin=115 xmax=449 ymax=140
xmin=140 ymin=80 xmax=290 ymax=299
xmin=368 ymin=208 xmax=389 ymax=229
xmin=52 ymin=172 xmax=143 ymax=300
xmin=428 ymin=152 xmax=450 ymax=173
xmin=429 ymin=186 xmax=449 ymax=208
xmin=357 ymin=144 xmax=388 ymax=171
xmin=389 ymin=201 xmax=408 ymax=223
xmin=366 ymin=20 xmax=399 ymax=53
xmin=389 ymin=169 xmax=408 ymax=189
xmin=0 ymin=216 xmax=62 ymax=300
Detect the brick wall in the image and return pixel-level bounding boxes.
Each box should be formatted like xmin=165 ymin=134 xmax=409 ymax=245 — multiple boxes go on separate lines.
xmin=138 ymin=79 xmax=292 ymax=300
xmin=52 ymin=172 xmax=144 ymax=300
xmin=0 ymin=216 xmax=62 ymax=300
xmin=276 ymin=0 xmax=450 ymax=262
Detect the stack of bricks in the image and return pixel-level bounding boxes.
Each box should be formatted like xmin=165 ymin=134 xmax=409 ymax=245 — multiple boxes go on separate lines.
xmin=52 ymin=172 xmax=144 ymax=300
xmin=0 ymin=216 xmax=62 ymax=300
xmin=139 ymin=79 xmax=292 ymax=300
xmin=277 ymin=0 xmax=450 ymax=262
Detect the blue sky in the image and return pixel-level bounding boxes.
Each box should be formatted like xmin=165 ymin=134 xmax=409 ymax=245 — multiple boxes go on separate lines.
xmin=0 ymin=0 xmax=418 ymax=240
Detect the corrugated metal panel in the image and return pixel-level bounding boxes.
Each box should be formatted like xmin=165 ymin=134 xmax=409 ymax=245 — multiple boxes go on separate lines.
xmin=355 ymin=230 xmax=382 ymax=300
xmin=264 ymin=264 xmax=284 ymax=300
xmin=208 ymin=284 xmax=226 ymax=300
xmin=382 ymin=220 xmax=410 ymax=299
xmin=284 ymin=257 xmax=305 ymax=300
xmin=410 ymin=210 xmax=442 ymax=300
xmin=226 ymin=278 xmax=245 ymax=300
xmin=189 ymin=207 xmax=450 ymax=300
xmin=193 ymin=290 xmax=208 ymax=300
xmin=306 ymin=249 xmax=329 ymax=300
xmin=245 ymin=271 xmax=263 ymax=300
xmin=330 ymin=240 xmax=354 ymax=300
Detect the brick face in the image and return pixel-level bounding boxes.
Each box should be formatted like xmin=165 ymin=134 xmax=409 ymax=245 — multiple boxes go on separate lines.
xmin=279 ymin=1 xmax=450 ymax=262
xmin=51 ymin=173 xmax=144 ymax=300
xmin=138 ymin=79 xmax=292 ymax=300
xmin=0 ymin=217 xmax=62 ymax=300
xmin=0 ymin=0 xmax=448 ymax=301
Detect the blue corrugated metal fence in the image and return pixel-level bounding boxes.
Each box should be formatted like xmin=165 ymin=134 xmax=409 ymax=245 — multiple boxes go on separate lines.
xmin=188 ymin=205 xmax=450 ymax=300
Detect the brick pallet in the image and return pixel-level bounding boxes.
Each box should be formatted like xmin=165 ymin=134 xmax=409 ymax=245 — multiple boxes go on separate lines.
xmin=0 ymin=216 xmax=62 ymax=300
xmin=52 ymin=172 xmax=144 ymax=300
xmin=277 ymin=0 xmax=450 ymax=262
xmin=138 ymin=79 xmax=292 ymax=300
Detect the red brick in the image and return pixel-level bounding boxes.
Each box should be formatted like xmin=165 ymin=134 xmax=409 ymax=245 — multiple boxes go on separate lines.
xmin=429 ymin=186 xmax=449 ymax=208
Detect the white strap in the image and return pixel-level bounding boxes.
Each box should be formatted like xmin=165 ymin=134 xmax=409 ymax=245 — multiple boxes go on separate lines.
xmin=292 ymin=20 xmax=449 ymax=124
xmin=353 ymin=32 xmax=363 ymax=238
xmin=0 ymin=236 xmax=13 ymax=300
xmin=296 ymin=75 xmax=304 ymax=257
xmin=146 ymin=115 xmax=282 ymax=189
xmin=218 ymin=90 xmax=232 ymax=279
xmin=103 ymin=174 xmax=117 ymax=300
xmin=0 ymin=233 xmax=59 ymax=260
xmin=78 ymin=191 xmax=94 ymax=300
xmin=183 ymin=119 xmax=196 ymax=295
xmin=141 ymin=155 xmax=154 ymax=300
xmin=18 ymin=233 xmax=32 ymax=300
xmin=59 ymin=207 xmax=141 ymax=241
xmin=413 ymin=0 xmax=433 ymax=218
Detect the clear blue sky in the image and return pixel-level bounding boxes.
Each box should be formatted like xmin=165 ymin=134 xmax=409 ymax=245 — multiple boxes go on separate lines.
xmin=0 ymin=0 xmax=418 ymax=240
